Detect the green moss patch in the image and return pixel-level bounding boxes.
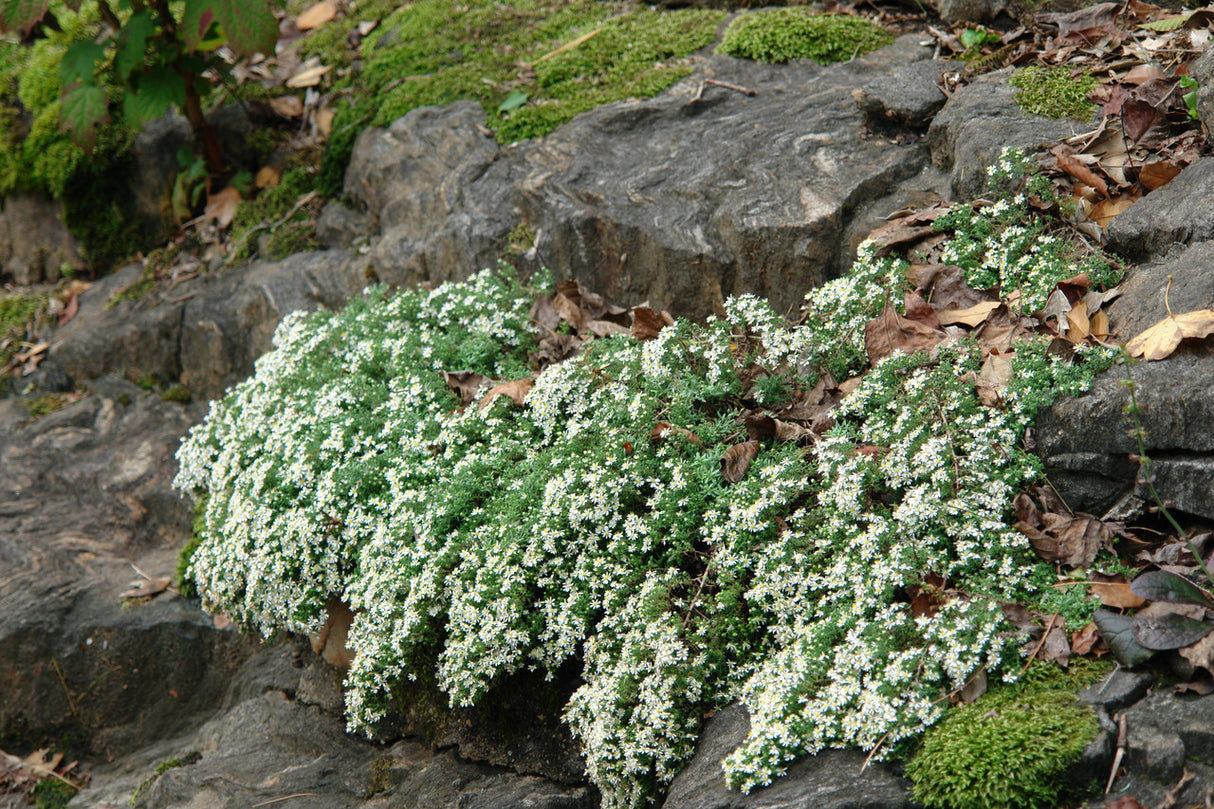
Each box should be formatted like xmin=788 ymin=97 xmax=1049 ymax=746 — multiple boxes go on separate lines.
xmin=1009 ymin=65 xmax=1097 ymax=120
xmin=906 ymin=661 xmax=1108 ymax=809
xmin=319 ymin=1 xmax=723 ymax=194
xmin=717 ymin=9 xmax=893 ymax=65
xmin=228 ymin=165 xmax=322 ymax=263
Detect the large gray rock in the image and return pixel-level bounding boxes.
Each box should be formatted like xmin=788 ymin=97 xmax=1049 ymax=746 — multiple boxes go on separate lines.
xmin=1106 ymin=157 xmax=1214 ymax=262
xmin=926 ymin=67 xmax=1093 ymax=200
xmin=1033 ymin=346 xmax=1214 ymax=520
xmin=0 ymin=193 xmax=86 ymax=285
xmin=345 ymin=101 xmax=521 ymax=292
xmin=662 ymin=704 xmax=915 ymax=809
xmin=856 ymin=59 xmax=955 ymax=130
xmin=1107 ymin=239 xmax=1214 ymax=334
xmin=1191 ymin=40 xmax=1214 ymax=139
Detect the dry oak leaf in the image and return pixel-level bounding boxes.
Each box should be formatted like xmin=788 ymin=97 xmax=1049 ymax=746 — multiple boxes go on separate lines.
xmin=721 ymin=439 xmax=760 ymax=484
xmin=864 ymin=303 xmax=946 ymax=365
xmin=1089 ymin=580 xmax=1147 ymax=609
xmin=936 ymin=300 xmax=1001 ymax=327
xmin=119 ymin=576 xmax=171 ymax=600
xmin=296 ymin=0 xmax=338 ymax=30
xmin=478 ymin=379 xmax=533 ymax=410
xmin=631 ymin=305 xmax=674 ymax=341
xmin=204 ymin=186 xmax=241 ymax=229
xmin=1178 ymin=627 xmax=1214 ymax=672
xmin=1125 ymin=309 xmax=1214 ymax=360
xmin=651 ymin=421 xmax=701 ymax=446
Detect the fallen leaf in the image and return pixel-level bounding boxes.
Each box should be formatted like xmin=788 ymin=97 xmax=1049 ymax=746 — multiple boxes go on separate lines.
xmin=1089 ymin=309 xmax=1110 ymax=340
xmin=1071 ymin=621 xmax=1102 ymax=654
xmin=270 ymin=95 xmax=304 ymax=118
xmin=442 ymin=370 xmax=491 ymax=404
xmin=1125 ymin=309 xmax=1214 ymax=360
xmin=1052 ymin=146 xmax=1110 ymax=198
xmin=975 ymin=352 xmax=1013 ymax=405
xmin=1131 ymin=604 xmax=1214 ymax=650
xmin=315 ymin=105 xmax=335 ymax=137
xmin=903 ymin=290 xmax=941 ymax=329
xmin=1089 ymin=190 xmax=1141 ymax=230
xmin=1019 ymin=512 xmax=1110 ymax=568
xmin=1013 ymin=493 xmax=1040 ymax=527
xmin=587 ymin=319 xmax=629 ymax=338
xmin=1043 ymin=621 xmax=1071 ymax=666
xmin=551 ymin=290 xmax=587 ymax=332
xmin=1089 ymin=580 xmax=1147 ymax=609
xmin=1106 ymin=797 xmax=1150 ymax=809
xmin=478 ymin=379 xmax=533 ymax=410
xmin=1095 ymin=608 xmax=1155 ymax=667
xmin=1178 ymin=628 xmax=1214 ymax=672
xmin=744 ymin=413 xmax=812 ymax=443
xmin=119 ymin=576 xmax=172 ymax=600
xmin=1139 ymin=160 xmax=1182 ymax=191
xmin=58 ymin=292 xmax=79 ymax=327
xmin=287 ymin=64 xmax=332 ymax=88
xmin=296 ymin=0 xmax=337 ymax=30
xmin=1174 ymin=676 xmax=1214 ymax=695
xmin=936 ymin=300 xmax=1001 ymax=327
xmin=632 ymin=306 xmax=672 ymax=341
xmin=1040 ymin=288 xmax=1073 ymax=326
xmin=864 ymin=303 xmax=945 ymax=364
xmin=651 ymin=422 xmax=701 ymax=446
xmin=721 ymin=439 xmax=760 ymax=484
xmin=1122 ymin=97 xmax=1168 ymax=147
xmin=1039 ymin=2 xmax=1122 ymax=41
xmin=204 ymin=186 xmax=241 ymax=229
xmin=255 ymin=165 xmax=281 ymax=189
xmin=1065 ymin=304 xmax=1091 ymax=342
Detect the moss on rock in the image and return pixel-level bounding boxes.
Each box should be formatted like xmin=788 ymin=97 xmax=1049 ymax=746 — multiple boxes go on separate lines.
xmin=906 ymin=660 xmax=1109 ymax=809
xmin=717 ymin=9 xmax=893 ymax=65
xmin=1009 ymin=65 xmax=1097 ymax=120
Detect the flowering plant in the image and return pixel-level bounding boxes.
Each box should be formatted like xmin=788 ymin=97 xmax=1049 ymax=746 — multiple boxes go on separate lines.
xmin=176 ymin=157 xmax=1118 ymax=807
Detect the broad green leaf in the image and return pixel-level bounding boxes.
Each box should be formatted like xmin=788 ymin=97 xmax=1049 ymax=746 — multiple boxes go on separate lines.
xmin=180 ymin=0 xmax=216 ymax=52
xmin=1131 ymin=569 xmax=1214 ymax=607
xmin=497 ymin=90 xmax=529 ymax=115
xmin=123 ymin=66 xmax=186 ymax=127
xmin=1139 ymin=14 xmax=1188 ymax=31
xmin=58 ymin=39 xmax=104 ymax=86
xmin=183 ymin=0 xmax=278 ymax=57
xmin=1131 ymin=611 xmax=1214 ymax=650
xmin=116 ymin=10 xmax=156 ymax=81
xmin=1093 ymin=609 xmax=1154 ymax=667
xmin=0 ymin=0 xmax=47 ymax=35
xmin=59 ymin=82 xmax=108 ymax=148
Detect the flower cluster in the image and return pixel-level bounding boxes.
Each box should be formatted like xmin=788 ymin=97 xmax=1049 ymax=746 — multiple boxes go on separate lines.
xmin=176 ymin=175 xmax=1115 ymax=807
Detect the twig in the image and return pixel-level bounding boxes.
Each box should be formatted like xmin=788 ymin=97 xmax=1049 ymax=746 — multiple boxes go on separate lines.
xmin=167 ymin=291 xmax=199 ymax=305
xmin=1105 ymin=712 xmax=1127 ymax=794
xmin=1021 ymin=611 xmax=1060 ymax=674
xmin=691 ymin=79 xmax=757 ymax=103
xmin=534 ymin=28 xmax=602 ymax=63
xmin=859 ymin=731 xmax=890 ymax=773
xmin=251 ymin=793 xmax=319 ymax=807
xmin=224 ymin=192 xmax=319 ymax=268
xmin=1156 ymin=768 xmax=1195 ymax=809
xmin=51 ymin=659 xmax=78 ymax=718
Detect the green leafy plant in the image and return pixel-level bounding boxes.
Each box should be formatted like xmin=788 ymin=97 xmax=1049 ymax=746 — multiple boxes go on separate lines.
xmin=175 ymin=159 xmax=1119 ymax=808
xmin=1009 ymin=65 xmax=1097 ymax=121
xmin=1179 ymin=75 xmax=1200 ymax=120
xmin=0 ymin=0 xmax=278 ymax=172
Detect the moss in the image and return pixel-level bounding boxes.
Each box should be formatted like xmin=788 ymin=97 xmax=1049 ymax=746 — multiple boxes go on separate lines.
xmin=504 ymin=221 xmax=537 ymax=256
xmin=1009 ymin=65 xmax=1097 ymax=120
xmin=160 ymin=383 xmax=191 ymax=403
xmin=32 ymin=778 xmax=77 ymax=809
xmin=318 ymin=1 xmax=722 ymax=195
xmin=364 ymin=755 xmax=396 ymax=798
xmin=906 ymin=661 xmax=1108 ymax=809
xmin=129 ymin=751 xmax=202 ymax=805
xmin=24 ymin=393 xmax=73 ymax=417
xmin=228 ymin=165 xmax=322 ymax=263
xmin=717 ymin=10 xmax=893 ymax=65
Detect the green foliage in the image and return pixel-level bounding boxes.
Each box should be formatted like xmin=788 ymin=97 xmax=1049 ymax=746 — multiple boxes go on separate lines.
xmin=32 ymin=778 xmax=76 ymax=809
xmin=227 ymin=165 xmax=321 ymax=263
xmin=717 ymin=10 xmax=893 ymax=65
xmin=0 ymin=288 xmax=49 ymax=367
xmin=1009 ymin=65 xmax=1097 ymax=120
xmin=934 ymin=148 xmax=1121 ymax=313
xmin=906 ymin=662 xmax=1105 ymax=809
xmin=176 ymin=496 xmax=208 ymax=599
xmin=24 ymin=393 xmax=73 ymax=417
xmin=177 ymin=168 xmax=1117 ymax=807
xmin=318 ymin=0 xmax=722 ymax=195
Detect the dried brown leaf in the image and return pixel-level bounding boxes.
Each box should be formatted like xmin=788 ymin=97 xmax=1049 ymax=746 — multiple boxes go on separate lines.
xmin=1126 ymin=309 xmax=1214 ymax=360
xmin=269 ymin=95 xmax=304 ymax=118
xmin=721 ymin=439 xmax=760 ymax=484
xmin=442 ymin=370 xmax=490 ymax=405
xmin=296 ymin=0 xmax=338 ymax=30
xmin=587 ymin=319 xmax=629 ymax=338
xmin=1090 ymin=191 xmax=1141 ymax=230
xmin=936 ymin=300 xmax=1001 ymax=327
xmin=1090 ymin=580 xmax=1147 ymax=609
xmin=1071 ymin=621 xmax=1102 ymax=654
xmin=1139 ymin=160 xmax=1182 ymax=191
xmin=478 ymin=379 xmax=533 ymax=410
xmin=119 ymin=576 xmax=171 ymax=600
xmin=1052 ymin=147 xmax=1110 ymax=198
xmin=864 ymin=303 xmax=946 ymax=365
xmin=255 ymin=165 xmax=281 ymax=189
xmin=1178 ymin=628 xmax=1214 ymax=672
xmin=651 ymin=421 xmax=702 ymax=446
xmin=632 ymin=306 xmax=671 ymax=341
xmin=204 ymin=186 xmax=241 ymax=230
xmin=1043 ymin=621 xmax=1072 ymax=666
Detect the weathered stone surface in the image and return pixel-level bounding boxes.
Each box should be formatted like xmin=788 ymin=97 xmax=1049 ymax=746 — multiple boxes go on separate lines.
xmin=1106 ymin=158 xmax=1214 ymax=262
xmin=1192 ymin=40 xmax=1214 ymax=139
xmin=0 ymin=377 xmax=260 ymax=761
xmin=0 ymin=193 xmax=86 ymax=285
xmin=177 ymin=249 xmax=371 ymax=401
xmin=317 ymin=200 xmax=377 ymax=248
xmin=926 ymin=67 xmax=1092 ymax=200
xmin=1033 ymin=346 xmax=1214 ymax=519
xmin=346 ymin=101 xmax=520 ymax=291
xmin=516 ymin=41 xmax=931 ymax=320
xmin=1107 ymin=239 xmax=1214 ymax=335
xmin=856 ymin=58 xmax=954 ymax=129
xmin=1080 ymin=670 xmax=1154 ymax=713
xmin=662 ymin=704 xmax=915 ymax=809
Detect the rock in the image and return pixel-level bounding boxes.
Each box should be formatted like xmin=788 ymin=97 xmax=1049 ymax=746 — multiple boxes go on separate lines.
xmin=516 ymin=41 xmax=930 ymax=320
xmin=926 ymin=67 xmax=1092 ymax=200
xmin=316 ymin=200 xmax=377 ymax=248
xmin=0 ymin=193 xmax=86 ymax=285
xmin=346 ymin=101 xmax=519 ymax=291
xmin=177 ymin=249 xmax=372 ymax=401
xmin=662 ymin=704 xmax=915 ymax=809
xmin=1191 ymin=41 xmax=1214 ymax=139
xmin=931 ymin=0 xmax=1021 ymax=24
xmin=1032 ymin=346 xmax=1214 ymax=520
xmin=6 ymin=357 xmax=74 ymax=397
xmin=127 ymin=108 xmax=255 ymax=244
xmin=1106 ymin=240 xmax=1214 ymax=335
xmin=856 ymin=58 xmax=955 ymax=129
xmin=1080 ymin=670 xmax=1155 ymax=713
xmin=0 ymin=377 xmax=260 ymax=762
xmin=1106 ymin=158 xmax=1214 ymax=262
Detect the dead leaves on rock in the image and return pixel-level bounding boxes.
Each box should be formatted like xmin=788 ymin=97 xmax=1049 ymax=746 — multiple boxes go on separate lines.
xmin=0 ymin=748 xmax=82 ymax=802
xmin=1126 ymin=308 xmax=1214 ymax=360
xmin=529 ymin=279 xmax=675 ymax=370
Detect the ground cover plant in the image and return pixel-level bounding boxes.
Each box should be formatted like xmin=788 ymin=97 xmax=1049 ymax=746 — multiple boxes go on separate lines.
xmin=175 ymin=153 xmax=1128 ymax=808
xmin=717 ymin=8 xmax=893 ymax=64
